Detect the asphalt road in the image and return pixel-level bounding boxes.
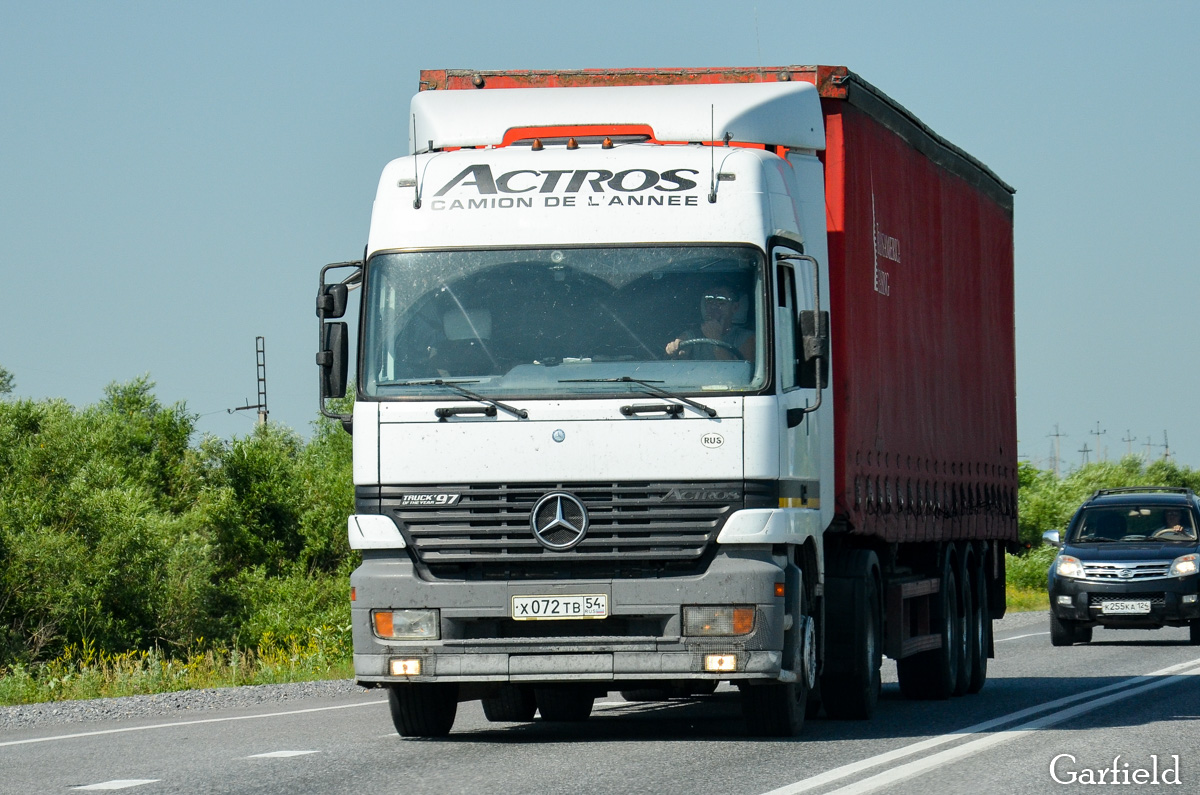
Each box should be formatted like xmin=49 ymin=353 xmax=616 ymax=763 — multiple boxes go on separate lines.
xmin=3 ymin=611 xmax=1199 ymax=794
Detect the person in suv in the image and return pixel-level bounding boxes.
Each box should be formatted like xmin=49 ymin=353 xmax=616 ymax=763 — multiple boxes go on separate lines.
xmin=1044 ymin=487 xmax=1200 ymax=646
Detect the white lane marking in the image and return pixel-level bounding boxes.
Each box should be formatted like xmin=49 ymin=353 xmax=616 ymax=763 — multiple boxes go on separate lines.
xmin=994 ymin=631 xmax=1049 ymax=642
xmin=0 ymin=699 xmax=385 ymax=748
xmin=823 ymin=664 xmax=1200 ymax=795
xmin=73 ymin=781 xmax=160 ymax=791
xmin=247 ymin=750 xmax=318 ymax=758
xmin=760 ymin=654 xmax=1200 ymax=795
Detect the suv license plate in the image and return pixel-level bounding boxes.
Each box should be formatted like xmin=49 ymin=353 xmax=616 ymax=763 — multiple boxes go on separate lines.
xmin=512 ymin=595 xmax=608 ymax=620
xmin=1101 ymin=600 xmax=1151 ymax=615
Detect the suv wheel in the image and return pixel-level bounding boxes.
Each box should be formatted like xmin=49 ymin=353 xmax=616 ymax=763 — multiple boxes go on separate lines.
xmin=1050 ymin=611 xmax=1079 ymax=647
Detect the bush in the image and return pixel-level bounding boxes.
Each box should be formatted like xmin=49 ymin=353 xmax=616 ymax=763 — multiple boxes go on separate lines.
xmin=0 ymin=379 xmax=356 ymax=670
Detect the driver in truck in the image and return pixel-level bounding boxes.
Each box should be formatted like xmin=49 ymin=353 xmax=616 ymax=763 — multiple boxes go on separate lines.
xmin=664 ymin=282 xmax=755 ymax=360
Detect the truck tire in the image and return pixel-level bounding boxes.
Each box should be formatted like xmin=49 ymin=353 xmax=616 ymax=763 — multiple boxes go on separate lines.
xmin=1190 ymin=621 xmax=1200 ymax=646
xmin=820 ymin=550 xmax=882 ymax=719
xmin=966 ymin=554 xmax=989 ymax=694
xmin=953 ymin=559 xmax=974 ymax=697
xmin=1049 ymin=611 xmax=1080 ymax=646
xmin=897 ymin=546 xmax=960 ymax=700
xmin=534 ymin=686 xmax=595 ymax=722
xmin=387 ymin=683 xmax=458 ymax=737
xmin=742 ymin=593 xmax=814 ymax=736
xmin=481 ymin=685 xmax=537 ymax=722
xmin=1074 ymin=624 xmax=1093 ymax=644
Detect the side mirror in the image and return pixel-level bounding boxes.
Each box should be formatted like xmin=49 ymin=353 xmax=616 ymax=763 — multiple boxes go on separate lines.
xmin=796 ymin=309 xmax=829 ymax=390
xmin=1042 ymin=530 xmax=1062 ymax=548
xmin=317 ymin=283 xmax=349 ymax=319
xmin=318 ymin=322 xmax=348 ymax=399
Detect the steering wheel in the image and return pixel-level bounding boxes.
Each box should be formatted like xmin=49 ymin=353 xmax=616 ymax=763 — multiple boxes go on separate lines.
xmin=1150 ymin=527 xmax=1184 ymax=539
xmin=676 ymin=337 xmax=745 ymax=360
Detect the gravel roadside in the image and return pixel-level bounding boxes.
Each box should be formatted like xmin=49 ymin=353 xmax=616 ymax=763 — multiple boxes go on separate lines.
xmin=1 ymin=611 xmax=1050 ymax=733
xmin=0 ymin=679 xmax=369 ymax=732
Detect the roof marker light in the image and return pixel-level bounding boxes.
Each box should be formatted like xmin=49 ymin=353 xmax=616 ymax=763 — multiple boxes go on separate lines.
xmin=602 ymin=137 xmax=613 ymax=149
xmin=531 ymin=139 xmax=543 ymax=151
xmin=566 ymin=137 xmax=578 ymax=150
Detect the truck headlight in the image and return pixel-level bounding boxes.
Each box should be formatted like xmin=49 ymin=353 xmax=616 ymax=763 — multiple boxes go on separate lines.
xmin=1169 ymin=554 xmax=1198 ymax=577
xmin=373 ymin=609 xmax=440 ymax=640
xmin=683 ymin=606 xmax=756 ymax=636
xmin=1055 ymin=555 xmax=1084 ymax=579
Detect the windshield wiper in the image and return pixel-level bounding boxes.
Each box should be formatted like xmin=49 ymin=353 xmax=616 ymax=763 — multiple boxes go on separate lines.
xmin=1076 ymin=535 xmax=1116 ymax=543
xmin=379 ymin=378 xmax=528 ymax=419
xmin=560 ymin=376 xmax=717 ymax=417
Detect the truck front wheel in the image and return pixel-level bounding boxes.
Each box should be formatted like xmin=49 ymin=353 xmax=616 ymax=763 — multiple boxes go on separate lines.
xmin=742 ymin=594 xmax=814 ymax=736
xmin=387 ymin=683 xmax=458 ymax=737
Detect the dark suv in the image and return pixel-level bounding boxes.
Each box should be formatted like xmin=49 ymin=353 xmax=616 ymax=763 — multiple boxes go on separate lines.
xmin=1045 ymin=487 xmax=1200 ymax=646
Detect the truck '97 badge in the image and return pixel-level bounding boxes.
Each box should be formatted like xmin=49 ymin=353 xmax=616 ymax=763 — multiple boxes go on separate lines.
xmin=399 ymin=493 xmax=461 ymax=507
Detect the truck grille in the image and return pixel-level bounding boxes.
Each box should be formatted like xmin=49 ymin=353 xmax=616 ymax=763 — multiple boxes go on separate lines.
xmin=360 ymin=482 xmax=746 ymax=580
xmin=1080 ymin=561 xmax=1173 ymax=581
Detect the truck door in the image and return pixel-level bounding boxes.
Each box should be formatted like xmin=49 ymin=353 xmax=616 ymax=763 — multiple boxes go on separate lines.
xmin=773 ymin=246 xmax=821 ymax=506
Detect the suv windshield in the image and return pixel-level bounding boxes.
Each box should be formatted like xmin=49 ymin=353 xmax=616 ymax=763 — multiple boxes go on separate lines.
xmin=361 ymin=246 xmax=768 ymax=398
xmin=1069 ymin=506 xmax=1199 ymax=543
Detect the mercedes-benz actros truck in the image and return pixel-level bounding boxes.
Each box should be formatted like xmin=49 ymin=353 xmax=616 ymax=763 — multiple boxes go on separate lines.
xmin=316 ymin=66 xmax=1016 ymax=737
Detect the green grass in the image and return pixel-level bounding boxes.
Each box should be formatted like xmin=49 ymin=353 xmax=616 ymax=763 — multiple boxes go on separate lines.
xmin=0 ymin=627 xmax=351 ymax=707
xmin=1006 ymin=583 xmax=1050 ymax=613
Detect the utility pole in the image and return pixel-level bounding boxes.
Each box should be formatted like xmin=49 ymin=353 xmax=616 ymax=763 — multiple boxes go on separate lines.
xmin=1048 ymin=424 xmax=1067 ymax=479
xmin=1144 ymin=437 xmax=1154 ymax=460
xmin=1122 ymin=430 xmax=1137 ymax=458
xmin=1089 ymin=422 xmax=1107 ymax=462
xmin=1160 ymin=430 xmax=1171 ymax=461
xmin=1078 ymin=443 xmax=1092 ymax=466
xmin=228 ymin=336 xmax=269 ymax=426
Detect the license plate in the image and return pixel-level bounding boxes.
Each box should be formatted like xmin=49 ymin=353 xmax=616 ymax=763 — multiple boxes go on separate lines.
xmin=1101 ymin=600 xmax=1151 ymax=615
xmin=511 ymin=594 xmax=608 ymax=620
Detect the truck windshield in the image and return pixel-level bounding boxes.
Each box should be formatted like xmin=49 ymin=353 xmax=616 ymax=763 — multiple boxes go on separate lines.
xmin=362 ymin=246 xmax=767 ymax=398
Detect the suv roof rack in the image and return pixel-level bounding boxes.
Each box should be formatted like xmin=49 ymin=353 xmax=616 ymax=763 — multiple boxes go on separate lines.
xmin=1090 ymin=486 xmax=1195 ymax=499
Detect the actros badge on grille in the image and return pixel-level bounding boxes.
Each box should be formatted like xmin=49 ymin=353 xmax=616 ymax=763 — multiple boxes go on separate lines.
xmin=530 ymin=491 xmax=589 ymax=551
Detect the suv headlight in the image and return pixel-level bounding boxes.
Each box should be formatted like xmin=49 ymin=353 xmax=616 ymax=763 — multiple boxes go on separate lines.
xmin=1169 ymin=554 xmax=1198 ymax=577
xmin=1055 ymin=555 xmax=1084 ymax=579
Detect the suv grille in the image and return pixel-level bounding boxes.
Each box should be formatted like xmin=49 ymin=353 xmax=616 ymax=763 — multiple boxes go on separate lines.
xmin=362 ymin=482 xmax=748 ymax=580
xmin=1080 ymin=561 xmax=1173 ymax=581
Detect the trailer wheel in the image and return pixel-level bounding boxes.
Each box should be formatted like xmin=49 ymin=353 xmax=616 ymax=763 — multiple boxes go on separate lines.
xmin=481 ymin=685 xmax=537 ymax=722
xmin=534 ymin=686 xmax=595 ymax=722
xmin=897 ymin=546 xmax=960 ymax=700
xmin=743 ymin=594 xmax=814 ymax=736
xmin=966 ymin=554 xmax=989 ymax=694
xmin=953 ymin=559 xmax=974 ymax=697
xmin=387 ymin=683 xmax=458 ymax=737
xmin=820 ymin=550 xmax=882 ymax=719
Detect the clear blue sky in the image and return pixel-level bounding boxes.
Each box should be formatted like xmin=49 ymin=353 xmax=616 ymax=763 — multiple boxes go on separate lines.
xmin=3 ymin=1 xmax=1197 ymax=469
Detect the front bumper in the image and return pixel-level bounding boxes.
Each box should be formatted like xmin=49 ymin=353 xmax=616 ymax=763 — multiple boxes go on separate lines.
xmin=351 ymin=547 xmax=787 ymax=685
xmin=1049 ymin=575 xmax=1200 ymax=628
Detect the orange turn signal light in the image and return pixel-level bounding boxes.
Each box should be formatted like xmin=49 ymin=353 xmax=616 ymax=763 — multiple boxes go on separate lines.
xmin=774 ymin=582 xmax=786 ymax=598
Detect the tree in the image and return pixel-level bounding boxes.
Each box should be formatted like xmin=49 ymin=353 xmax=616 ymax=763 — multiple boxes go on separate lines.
xmin=0 ymin=364 xmax=12 ymax=395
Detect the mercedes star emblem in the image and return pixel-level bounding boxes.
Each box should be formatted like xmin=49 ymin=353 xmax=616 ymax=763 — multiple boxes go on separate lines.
xmin=530 ymin=491 xmax=589 ymax=551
